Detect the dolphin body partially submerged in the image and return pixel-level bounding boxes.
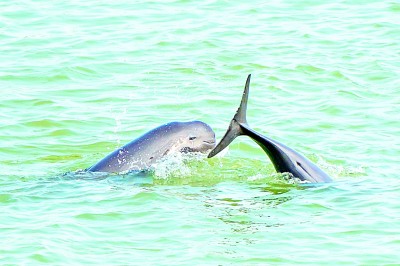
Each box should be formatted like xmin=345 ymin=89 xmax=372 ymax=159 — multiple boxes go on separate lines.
xmin=88 ymin=121 xmax=216 ymax=173
xmin=208 ymin=75 xmax=332 ymax=183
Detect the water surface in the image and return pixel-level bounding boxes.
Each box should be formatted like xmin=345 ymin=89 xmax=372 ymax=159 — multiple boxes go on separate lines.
xmin=1 ymin=0 xmax=399 ymax=265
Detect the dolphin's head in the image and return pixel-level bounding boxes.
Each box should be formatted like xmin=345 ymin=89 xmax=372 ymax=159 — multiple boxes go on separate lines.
xmin=177 ymin=121 xmax=216 ymax=154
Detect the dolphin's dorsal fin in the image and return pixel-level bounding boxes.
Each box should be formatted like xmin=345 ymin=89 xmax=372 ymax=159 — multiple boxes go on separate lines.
xmin=208 ymin=74 xmax=251 ymax=158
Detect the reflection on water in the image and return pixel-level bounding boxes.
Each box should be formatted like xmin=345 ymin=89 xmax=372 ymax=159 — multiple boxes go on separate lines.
xmin=201 ymin=183 xmax=296 ymax=233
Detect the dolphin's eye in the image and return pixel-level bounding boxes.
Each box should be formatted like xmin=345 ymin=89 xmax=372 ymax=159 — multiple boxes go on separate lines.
xmin=189 ymin=136 xmax=197 ymax=140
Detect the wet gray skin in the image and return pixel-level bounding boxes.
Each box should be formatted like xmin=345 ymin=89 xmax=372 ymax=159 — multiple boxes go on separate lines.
xmin=208 ymin=75 xmax=332 ymax=183
xmin=88 ymin=121 xmax=216 ymax=173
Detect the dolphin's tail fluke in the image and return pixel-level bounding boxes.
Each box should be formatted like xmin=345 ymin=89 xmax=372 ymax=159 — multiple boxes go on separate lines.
xmin=208 ymin=74 xmax=251 ymax=158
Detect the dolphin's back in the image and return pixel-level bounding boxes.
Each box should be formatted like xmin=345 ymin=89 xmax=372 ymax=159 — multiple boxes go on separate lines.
xmin=241 ymin=124 xmax=332 ymax=183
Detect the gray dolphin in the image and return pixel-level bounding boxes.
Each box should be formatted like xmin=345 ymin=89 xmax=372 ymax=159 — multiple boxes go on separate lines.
xmin=208 ymin=75 xmax=332 ymax=183
xmin=88 ymin=121 xmax=216 ymax=173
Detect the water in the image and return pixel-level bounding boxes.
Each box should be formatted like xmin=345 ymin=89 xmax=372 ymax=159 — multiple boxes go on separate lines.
xmin=1 ymin=0 xmax=399 ymax=265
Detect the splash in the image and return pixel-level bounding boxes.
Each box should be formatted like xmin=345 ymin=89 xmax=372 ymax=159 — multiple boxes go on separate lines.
xmin=151 ymin=152 xmax=209 ymax=179
xmin=315 ymin=155 xmax=366 ymax=179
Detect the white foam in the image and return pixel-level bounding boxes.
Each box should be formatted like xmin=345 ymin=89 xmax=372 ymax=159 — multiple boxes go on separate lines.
xmin=247 ymin=173 xmax=265 ymax=181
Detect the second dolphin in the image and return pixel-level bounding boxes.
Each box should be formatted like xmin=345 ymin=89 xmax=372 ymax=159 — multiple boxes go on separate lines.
xmin=208 ymin=75 xmax=332 ymax=183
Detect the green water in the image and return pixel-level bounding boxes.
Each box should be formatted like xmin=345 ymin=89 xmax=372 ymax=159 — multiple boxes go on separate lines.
xmin=1 ymin=0 xmax=399 ymax=265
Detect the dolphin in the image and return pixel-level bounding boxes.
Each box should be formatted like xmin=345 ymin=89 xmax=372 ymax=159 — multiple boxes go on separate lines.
xmin=208 ymin=75 xmax=332 ymax=183
xmin=88 ymin=121 xmax=216 ymax=173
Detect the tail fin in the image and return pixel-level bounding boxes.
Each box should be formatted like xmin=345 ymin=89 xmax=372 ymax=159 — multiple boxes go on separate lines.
xmin=208 ymin=74 xmax=251 ymax=158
